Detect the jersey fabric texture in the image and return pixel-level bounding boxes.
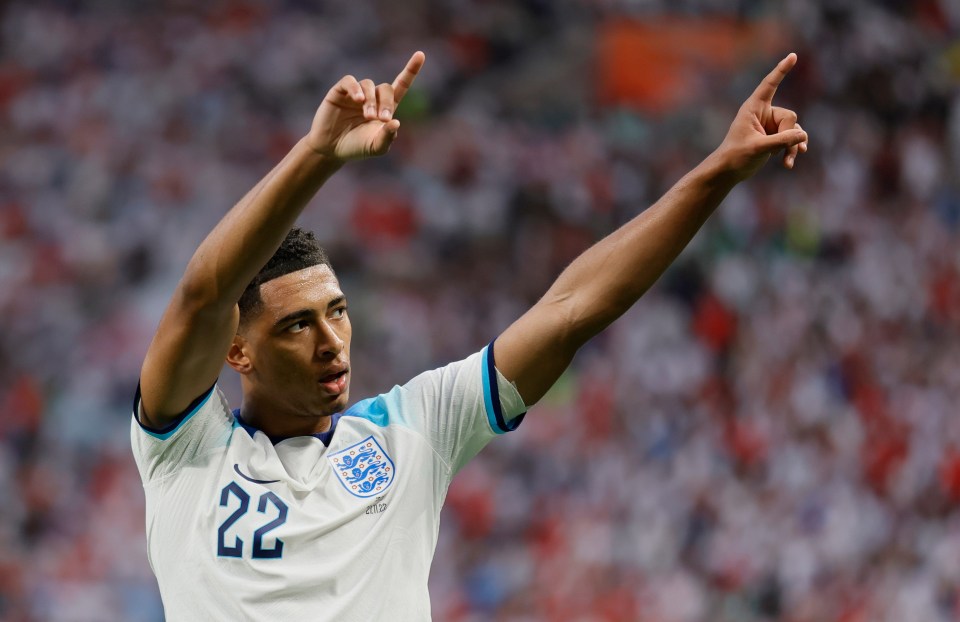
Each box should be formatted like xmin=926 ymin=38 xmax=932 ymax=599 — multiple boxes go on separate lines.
xmin=131 ymin=344 xmax=525 ymax=622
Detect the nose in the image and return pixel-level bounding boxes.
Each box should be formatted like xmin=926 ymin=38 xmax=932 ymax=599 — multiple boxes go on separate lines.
xmin=314 ymin=319 xmax=344 ymax=358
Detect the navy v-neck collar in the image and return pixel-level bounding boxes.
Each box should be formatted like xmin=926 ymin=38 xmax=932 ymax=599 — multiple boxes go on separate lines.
xmin=233 ymin=409 xmax=341 ymax=447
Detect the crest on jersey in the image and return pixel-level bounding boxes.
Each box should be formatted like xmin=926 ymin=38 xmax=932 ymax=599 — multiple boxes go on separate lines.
xmin=328 ymin=436 xmax=395 ymax=498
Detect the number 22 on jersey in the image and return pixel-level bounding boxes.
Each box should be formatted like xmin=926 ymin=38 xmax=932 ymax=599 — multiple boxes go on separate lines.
xmin=217 ymin=482 xmax=289 ymax=559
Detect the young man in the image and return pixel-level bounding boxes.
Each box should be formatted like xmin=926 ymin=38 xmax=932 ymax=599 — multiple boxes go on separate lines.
xmin=132 ymin=51 xmax=807 ymax=620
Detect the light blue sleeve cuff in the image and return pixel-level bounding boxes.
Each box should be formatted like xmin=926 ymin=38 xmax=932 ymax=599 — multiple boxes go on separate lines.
xmin=132 ymin=382 xmax=216 ymax=441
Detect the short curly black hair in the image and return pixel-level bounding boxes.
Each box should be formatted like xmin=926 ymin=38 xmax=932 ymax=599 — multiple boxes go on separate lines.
xmin=238 ymin=228 xmax=333 ymax=325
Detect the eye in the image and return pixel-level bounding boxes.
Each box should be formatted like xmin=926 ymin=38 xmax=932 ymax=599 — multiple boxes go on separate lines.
xmin=288 ymin=320 xmax=309 ymax=333
xmin=332 ymin=306 xmax=348 ymax=319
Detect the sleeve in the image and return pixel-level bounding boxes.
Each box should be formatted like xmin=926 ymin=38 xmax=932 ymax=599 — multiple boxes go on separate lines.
xmin=130 ymin=383 xmax=235 ymax=483
xmin=369 ymin=340 xmax=527 ymax=473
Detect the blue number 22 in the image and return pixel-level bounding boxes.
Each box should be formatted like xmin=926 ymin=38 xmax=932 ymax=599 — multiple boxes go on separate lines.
xmin=217 ymin=483 xmax=288 ymax=559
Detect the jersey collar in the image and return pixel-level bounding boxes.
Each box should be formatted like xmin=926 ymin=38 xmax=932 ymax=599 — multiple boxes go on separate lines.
xmin=233 ymin=409 xmax=341 ymax=446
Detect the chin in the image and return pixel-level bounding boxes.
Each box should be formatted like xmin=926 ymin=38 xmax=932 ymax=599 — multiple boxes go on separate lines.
xmin=328 ymin=391 xmax=350 ymax=413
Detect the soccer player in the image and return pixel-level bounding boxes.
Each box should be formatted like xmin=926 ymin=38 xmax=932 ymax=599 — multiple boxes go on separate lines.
xmin=132 ymin=51 xmax=807 ymax=620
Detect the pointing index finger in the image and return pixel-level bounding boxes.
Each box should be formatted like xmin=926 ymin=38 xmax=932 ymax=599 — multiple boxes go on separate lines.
xmin=392 ymin=51 xmax=426 ymax=104
xmin=751 ymin=52 xmax=797 ymax=104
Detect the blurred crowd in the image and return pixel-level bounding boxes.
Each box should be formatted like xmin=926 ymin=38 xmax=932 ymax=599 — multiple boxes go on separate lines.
xmin=2 ymin=0 xmax=960 ymax=620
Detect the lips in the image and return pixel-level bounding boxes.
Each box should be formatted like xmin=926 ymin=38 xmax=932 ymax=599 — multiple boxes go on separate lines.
xmin=319 ymin=369 xmax=347 ymax=383
xmin=318 ymin=368 xmax=349 ymax=395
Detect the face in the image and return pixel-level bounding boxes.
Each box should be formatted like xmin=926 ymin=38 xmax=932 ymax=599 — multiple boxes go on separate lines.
xmin=232 ymin=264 xmax=352 ymax=419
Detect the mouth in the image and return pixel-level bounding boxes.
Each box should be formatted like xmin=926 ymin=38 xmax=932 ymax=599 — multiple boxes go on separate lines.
xmin=318 ymin=369 xmax=349 ymax=396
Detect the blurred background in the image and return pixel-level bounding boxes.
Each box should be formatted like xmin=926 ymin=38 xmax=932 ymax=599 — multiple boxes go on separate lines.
xmin=2 ymin=0 xmax=960 ymax=620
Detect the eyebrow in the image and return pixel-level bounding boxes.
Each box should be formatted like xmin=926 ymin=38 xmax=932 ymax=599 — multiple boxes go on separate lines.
xmin=272 ymin=296 xmax=347 ymax=329
xmin=273 ymin=309 xmax=314 ymax=329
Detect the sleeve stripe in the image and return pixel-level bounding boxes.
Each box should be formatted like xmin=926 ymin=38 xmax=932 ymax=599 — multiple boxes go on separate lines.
xmin=482 ymin=341 xmax=524 ymax=434
xmin=133 ymin=383 xmax=216 ymax=441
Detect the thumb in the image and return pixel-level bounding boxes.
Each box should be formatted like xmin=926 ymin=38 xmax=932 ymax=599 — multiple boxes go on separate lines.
xmin=370 ymin=119 xmax=401 ymax=155
xmin=754 ymin=128 xmax=807 ymax=154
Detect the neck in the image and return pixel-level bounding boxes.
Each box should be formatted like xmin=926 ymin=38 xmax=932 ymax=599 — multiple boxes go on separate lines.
xmin=239 ymin=398 xmax=334 ymax=438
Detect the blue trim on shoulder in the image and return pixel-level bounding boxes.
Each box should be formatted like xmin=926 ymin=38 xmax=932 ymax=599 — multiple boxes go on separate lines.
xmin=341 ymin=396 xmax=392 ymax=428
xmin=133 ymin=382 xmax=216 ymax=441
xmin=484 ymin=340 xmax=525 ymax=434
xmin=233 ymin=409 xmax=341 ymax=447
xmin=480 ymin=347 xmax=499 ymax=433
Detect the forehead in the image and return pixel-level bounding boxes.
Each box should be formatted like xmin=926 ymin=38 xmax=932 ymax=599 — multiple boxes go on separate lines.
xmin=257 ymin=264 xmax=342 ymax=320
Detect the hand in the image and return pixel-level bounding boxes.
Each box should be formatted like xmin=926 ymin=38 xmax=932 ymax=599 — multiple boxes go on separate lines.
xmin=714 ymin=53 xmax=809 ymax=182
xmin=305 ymin=51 xmax=426 ymax=161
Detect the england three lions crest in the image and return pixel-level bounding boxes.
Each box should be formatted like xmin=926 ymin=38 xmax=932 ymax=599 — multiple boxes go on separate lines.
xmin=329 ymin=436 xmax=395 ymax=498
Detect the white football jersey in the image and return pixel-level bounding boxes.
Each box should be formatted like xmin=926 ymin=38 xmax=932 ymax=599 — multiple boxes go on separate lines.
xmin=131 ymin=344 xmax=525 ymax=621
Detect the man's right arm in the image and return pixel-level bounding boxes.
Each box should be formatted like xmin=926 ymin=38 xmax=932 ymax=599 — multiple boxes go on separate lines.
xmin=138 ymin=52 xmax=426 ymax=427
xmin=138 ymin=142 xmax=342 ymax=426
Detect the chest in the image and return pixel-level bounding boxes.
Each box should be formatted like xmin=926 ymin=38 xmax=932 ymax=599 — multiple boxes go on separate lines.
xmin=151 ymin=422 xmax=443 ymax=568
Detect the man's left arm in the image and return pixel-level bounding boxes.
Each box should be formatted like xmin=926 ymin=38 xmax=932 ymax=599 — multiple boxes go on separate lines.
xmin=495 ymin=54 xmax=809 ymax=405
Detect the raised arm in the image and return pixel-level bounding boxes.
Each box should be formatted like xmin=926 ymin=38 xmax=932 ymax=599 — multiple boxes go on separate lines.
xmin=495 ymin=53 xmax=809 ymax=405
xmin=139 ymin=52 xmax=425 ymax=427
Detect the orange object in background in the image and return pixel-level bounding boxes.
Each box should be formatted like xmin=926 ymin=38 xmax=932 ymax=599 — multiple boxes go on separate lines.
xmin=597 ymin=18 xmax=790 ymax=114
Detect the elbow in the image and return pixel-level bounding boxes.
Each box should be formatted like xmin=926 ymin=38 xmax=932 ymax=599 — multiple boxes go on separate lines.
xmin=177 ymin=246 xmax=250 ymax=311
xmin=541 ymin=278 xmax=643 ymax=346
xmin=173 ymin=272 xmax=238 ymax=318
xmin=539 ymin=290 xmax=621 ymax=348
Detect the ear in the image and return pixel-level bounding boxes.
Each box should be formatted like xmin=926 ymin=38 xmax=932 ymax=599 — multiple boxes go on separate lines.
xmin=226 ymin=335 xmax=253 ymax=375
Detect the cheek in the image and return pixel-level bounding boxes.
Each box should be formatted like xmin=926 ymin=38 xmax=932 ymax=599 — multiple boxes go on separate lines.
xmin=340 ymin=321 xmax=353 ymax=351
xmin=256 ymin=344 xmax=307 ymax=376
